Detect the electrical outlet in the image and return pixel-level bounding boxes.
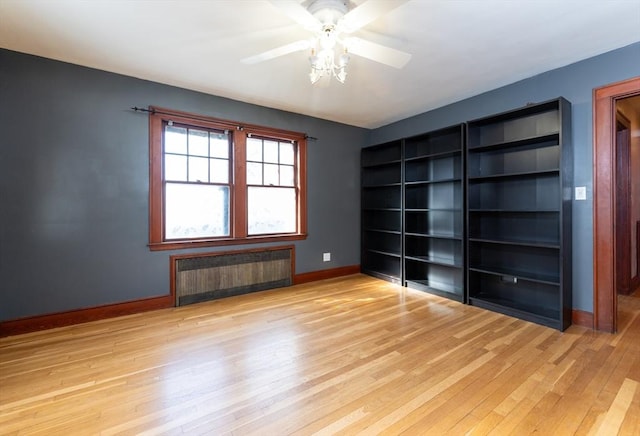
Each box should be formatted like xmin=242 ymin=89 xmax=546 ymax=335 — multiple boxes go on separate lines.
xmin=575 ymin=186 xmax=587 ymax=200
xmin=323 ymin=252 xmax=331 ymax=262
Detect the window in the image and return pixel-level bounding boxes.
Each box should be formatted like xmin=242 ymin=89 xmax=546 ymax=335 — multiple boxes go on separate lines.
xmin=246 ymin=136 xmax=297 ymax=235
xmin=149 ymin=107 xmax=307 ymax=250
xmin=163 ymin=124 xmax=231 ymax=240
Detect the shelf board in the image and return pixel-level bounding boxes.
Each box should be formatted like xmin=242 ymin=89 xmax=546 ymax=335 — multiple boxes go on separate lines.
xmin=405 ymin=232 xmax=462 ymax=240
xmin=468 ymin=209 xmax=559 ymax=214
xmin=405 ymin=208 xmax=461 ymax=212
xmin=404 ymin=149 xmax=462 ymax=161
xmin=362 ymin=207 xmax=402 ymax=212
xmin=467 ymin=133 xmax=559 ymax=152
xmin=404 ymin=255 xmax=462 ymax=268
xmin=468 ymin=238 xmax=560 ymax=250
xmin=469 ymin=266 xmax=560 ymax=286
xmin=366 ymin=249 xmax=402 ymax=258
xmin=362 ymin=182 xmax=402 ymax=188
xmin=468 ymin=296 xmax=560 ymax=327
xmin=468 ymin=168 xmax=559 ymax=182
xmin=361 ymin=159 xmax=402 ymax=169
xmin=363 ymin=228 xmax=402 ymax=235
xmin=362 ymin=269 xmax=402 ymax=285
xmin=405 ymin=178 xmax=462 ymax=186
xmin=405 ymin=279 xmax=463 ymax=298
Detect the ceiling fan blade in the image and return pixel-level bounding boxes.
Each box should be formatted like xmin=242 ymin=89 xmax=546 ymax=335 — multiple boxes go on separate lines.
xmin=339 ymin=0 xmax=409 ymax=33
xmin=345 ymin=37 xmax=411 ymax=69
xmin=241 ymin=39 xmax=311 ymax=64
xmin=269 ymin=0 xmax=322 ymax=31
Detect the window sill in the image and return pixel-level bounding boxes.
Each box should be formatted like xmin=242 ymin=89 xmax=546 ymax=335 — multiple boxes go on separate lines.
xmin=148 ymin=233 xmax=308 ymax=251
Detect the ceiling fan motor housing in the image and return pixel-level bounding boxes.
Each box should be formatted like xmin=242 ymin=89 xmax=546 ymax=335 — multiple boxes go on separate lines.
xmin=307 ymin=0 xmax=349 ymax=24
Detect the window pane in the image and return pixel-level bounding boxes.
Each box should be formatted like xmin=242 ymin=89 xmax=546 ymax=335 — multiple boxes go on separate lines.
xmin=280 ymin=165 xmax=294 ymax=186
xmin=165 ymin=126 xmax=187 ymax=154
xmin=264 ymin=140 xmax=279 ymax=163
xmin=165 ymin=183 xmax=229 ymax=238
xmin=248 ymin=187 xmax=296 ymax=235
xmin=189 ymin=156 xmax=209 ymax=182
xmin=247 ymin=137 xmax=262 ymax=162
xmin=280 ymin=142 xmax=294 ymax=165
xmin=210 ymin=133 xmax=229 ymax=158
xmin=189 ymin=129 xmax=209 ymax=157
xmin=210 ymin=158 xmax=229 ymax=183
xmin=165 ymin=154 xmax=187 ymax=181
xmin=264 ymin=163 xmax=279 ymax=186
xmin=247 ymin=162 xmax=262 ymax=185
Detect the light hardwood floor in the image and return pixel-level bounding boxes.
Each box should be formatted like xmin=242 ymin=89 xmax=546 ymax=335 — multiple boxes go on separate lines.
xmin=1 ymin=274 xmax=639 ymax=435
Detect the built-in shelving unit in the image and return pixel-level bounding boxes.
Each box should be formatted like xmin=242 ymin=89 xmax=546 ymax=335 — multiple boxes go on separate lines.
xmin=361 ymin=140 xmax=403 ymax=283
xmin=361 ymin=98 xmax=571 ymax=331
xmin=403 ymin=125 xmax=465 ymax=301
xmin=466 ymin=98 xmax=572 ymax=330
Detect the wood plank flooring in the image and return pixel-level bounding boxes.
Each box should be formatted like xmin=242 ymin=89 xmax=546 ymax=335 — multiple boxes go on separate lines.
xmin=1 ymin=274 xmax=639 ymax=435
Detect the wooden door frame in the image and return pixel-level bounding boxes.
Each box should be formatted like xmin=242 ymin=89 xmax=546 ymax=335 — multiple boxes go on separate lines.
xmin=615 ymin=112 xmax=631 ymax=296
xmin=593 ymin=76 xmax=640 ymax=332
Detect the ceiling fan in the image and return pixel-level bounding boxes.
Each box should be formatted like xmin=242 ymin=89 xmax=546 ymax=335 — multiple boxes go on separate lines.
xmin=241 ymin=0 xmax=412 ymax=84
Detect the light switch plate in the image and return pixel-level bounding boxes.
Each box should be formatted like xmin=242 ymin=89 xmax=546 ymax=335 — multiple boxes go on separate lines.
xmin=575 ymin=186 xmax=587 ymax=200
xmin=323 ymin=252 xmax=331 ymax=262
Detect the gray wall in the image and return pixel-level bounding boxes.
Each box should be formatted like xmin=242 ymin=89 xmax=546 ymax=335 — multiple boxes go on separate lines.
xmin=3 ymin=42 xmax=639 ymax=322
xmin=369 ymin=42 xmax=640 ymax=313
xmin=0 ymin=49 xmax=368 ymax=321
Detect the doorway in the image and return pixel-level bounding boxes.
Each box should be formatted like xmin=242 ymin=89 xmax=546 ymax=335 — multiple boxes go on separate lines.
xmin=615 ymin=97 xmax=640 ymax=297
xmin=593 ymin=76 xmax=640 ymax=332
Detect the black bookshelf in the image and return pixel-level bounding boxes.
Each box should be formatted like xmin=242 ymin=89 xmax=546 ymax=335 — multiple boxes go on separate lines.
xmin=361 ymin=140 xmax=403 ymax=283
xmin=403 ymin=125 xmax=465 ymax=301
xmin=466 ymin=98 xmax=572 ymax=330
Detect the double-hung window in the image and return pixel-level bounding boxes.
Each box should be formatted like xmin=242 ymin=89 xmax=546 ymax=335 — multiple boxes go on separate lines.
xmin=148 ymin=107 xmax=307 ymax=250
xmin=163 ymin=123 xmax=231 ymax=240
xmin=246 ymin=136 xmax=297 ymax=235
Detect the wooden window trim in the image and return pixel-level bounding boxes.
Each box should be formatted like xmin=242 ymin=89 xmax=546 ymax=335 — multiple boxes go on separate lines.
xmin=148 ymin=106 xmax=307 ymax=251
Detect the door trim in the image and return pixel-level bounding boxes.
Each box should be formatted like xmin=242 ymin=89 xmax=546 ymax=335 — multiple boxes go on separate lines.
xmin=615 ymin=112 xmax=631 ymax=295
xmin=593 ymin=76 xmax=640 ymax=332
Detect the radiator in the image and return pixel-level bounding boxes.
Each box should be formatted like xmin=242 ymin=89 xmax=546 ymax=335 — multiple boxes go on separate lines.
xmin=171 ymin=246 xmax=294 ymax=306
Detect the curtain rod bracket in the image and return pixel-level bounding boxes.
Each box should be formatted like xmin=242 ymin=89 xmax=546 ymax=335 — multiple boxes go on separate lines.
xmin=131 ymin=106 xmax=155 ymax=114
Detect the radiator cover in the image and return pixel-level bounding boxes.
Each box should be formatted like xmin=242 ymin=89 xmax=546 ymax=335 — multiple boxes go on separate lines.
xmin=171 ymin=246 xmax=294 ymax=306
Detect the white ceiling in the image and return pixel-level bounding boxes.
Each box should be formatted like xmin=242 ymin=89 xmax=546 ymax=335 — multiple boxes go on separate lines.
xmin=1 ymin=0 xmax=639 ymax=128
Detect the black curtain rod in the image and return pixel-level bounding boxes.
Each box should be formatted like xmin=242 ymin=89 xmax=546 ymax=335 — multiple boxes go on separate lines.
xmin=132 ymin=106 xmax=240 ymax=127
xmin=130 ymin=106 xmax=317 ymax=141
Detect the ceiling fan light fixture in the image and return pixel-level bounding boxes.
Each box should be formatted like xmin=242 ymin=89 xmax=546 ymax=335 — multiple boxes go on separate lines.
xmin=308 ymin=43 xmax=349 ymax=85
xmin=319 ymin=25 xmax=338 ymax=50
xmin=309 ymin=49 xmax=319 ymax=67
xmin=338 ymin=51 xmax=350 ymax=68
xmin=309 ymin=68 xmax=322 ymax=84
xmin=335 ymin=67 xmax=347 ymax=84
